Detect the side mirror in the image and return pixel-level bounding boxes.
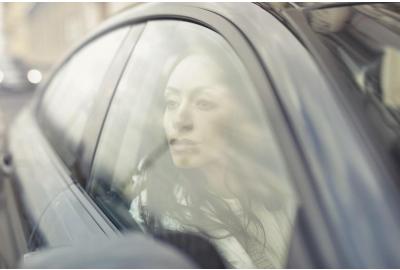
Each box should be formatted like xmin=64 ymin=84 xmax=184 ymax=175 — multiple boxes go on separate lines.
xmin=20 ymin=233 xmax=197 ymax=268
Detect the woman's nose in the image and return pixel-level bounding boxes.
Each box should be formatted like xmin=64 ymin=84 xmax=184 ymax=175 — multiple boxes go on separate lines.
xmin=173 ymin=102 xmax=193 ymax=132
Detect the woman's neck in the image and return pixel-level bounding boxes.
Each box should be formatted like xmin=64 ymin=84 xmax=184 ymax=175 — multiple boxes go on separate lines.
xmin=202 ymin=161 xmax=238 ymax=199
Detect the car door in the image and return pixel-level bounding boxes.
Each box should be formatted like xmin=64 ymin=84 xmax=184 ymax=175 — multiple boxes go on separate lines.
xmin=0 ymin=22 xmax=144 ymax=265
xmin=85 ymin=3 xmax=400 ymax=268
xmin=84 ymin=4 xmax=305 ymax=269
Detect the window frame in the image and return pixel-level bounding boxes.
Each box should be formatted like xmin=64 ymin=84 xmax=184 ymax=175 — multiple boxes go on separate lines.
xmin=86 ymin=4 xmax=308 ymax=201
xmin=84 ymin=5 xmax=311 ymax=266
xmin=26 ymin=4 xmax=314 ymax=267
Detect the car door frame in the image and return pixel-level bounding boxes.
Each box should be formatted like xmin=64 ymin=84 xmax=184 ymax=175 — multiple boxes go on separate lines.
xmin=82 ymin=2 xmax=314 ymax=267
xmin=2 ymin=3 xmax=309 ymax=267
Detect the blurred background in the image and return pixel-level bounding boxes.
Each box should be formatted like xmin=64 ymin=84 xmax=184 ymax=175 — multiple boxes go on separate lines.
xmin=0 ymin=3 xmax=136 ymax=129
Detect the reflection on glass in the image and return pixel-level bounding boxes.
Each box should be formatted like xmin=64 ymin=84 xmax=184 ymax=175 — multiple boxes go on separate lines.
xmin=307 ymin=4 xmax=400 ymax=110
xmin=87 ymin=20 xmax=298 ymax=269
xmin=124 ymin=23 xmax=297 ymax=268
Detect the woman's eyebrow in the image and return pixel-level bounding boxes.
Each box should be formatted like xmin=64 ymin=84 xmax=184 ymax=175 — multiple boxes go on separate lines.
xmin=192 ymin=86 xmax=218 ymax=97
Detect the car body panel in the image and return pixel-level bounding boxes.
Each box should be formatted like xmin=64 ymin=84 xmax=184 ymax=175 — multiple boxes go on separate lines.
xmin=8 ymin=108 xmax=70 ymax=231
xmin=34 ymin=185 xmax=113 ymax=248
xmin=8 ymin=106 xmax=119 ymax=250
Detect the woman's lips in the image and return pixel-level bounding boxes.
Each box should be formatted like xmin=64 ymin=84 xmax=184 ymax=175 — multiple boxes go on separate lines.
xmin=169 ymin=139 xmax=199 ymax=153
xmin=171 ymin=138 xmax=197 ymax=145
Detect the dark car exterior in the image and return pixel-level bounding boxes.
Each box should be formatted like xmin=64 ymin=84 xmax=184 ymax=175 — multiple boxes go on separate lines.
xmin=2 ymin=2 xmax=400 ymax=268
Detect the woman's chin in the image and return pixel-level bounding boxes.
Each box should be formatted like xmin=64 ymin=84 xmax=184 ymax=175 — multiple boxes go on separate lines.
xmin=172 ymin=156 xmax=203 ymax=168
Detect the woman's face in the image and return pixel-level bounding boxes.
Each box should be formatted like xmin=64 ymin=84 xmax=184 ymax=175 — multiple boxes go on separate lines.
xmin=163 ymin=55 xmax=239 ymax=168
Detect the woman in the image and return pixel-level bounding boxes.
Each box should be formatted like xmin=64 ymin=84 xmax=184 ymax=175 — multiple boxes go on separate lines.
xmin=129 ymin=50 xmax=297 ymax=268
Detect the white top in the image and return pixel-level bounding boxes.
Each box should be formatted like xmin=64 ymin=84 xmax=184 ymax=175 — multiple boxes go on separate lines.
xmin=129 ymin=186 xmax=297 ymax=268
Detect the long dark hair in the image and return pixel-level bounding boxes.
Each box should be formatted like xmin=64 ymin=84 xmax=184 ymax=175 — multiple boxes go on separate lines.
xmin=131 ymin=34 xmax=291 ymax=260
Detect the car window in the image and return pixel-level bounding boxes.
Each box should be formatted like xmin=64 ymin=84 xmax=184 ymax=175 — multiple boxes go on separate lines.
xmin=89 ymin=20 xmax=299 ymax=269
xmin=37 ymin=27 xmax=130 ymax=167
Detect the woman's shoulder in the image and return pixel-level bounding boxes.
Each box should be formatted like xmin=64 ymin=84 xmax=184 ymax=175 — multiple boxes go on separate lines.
xmin=129 ymin=190 xmax=148 ymax=227
xmin=129 ymin=187 xmax=186 ymax=230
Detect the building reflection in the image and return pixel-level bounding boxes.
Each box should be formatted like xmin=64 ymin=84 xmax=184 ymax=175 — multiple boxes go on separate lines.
xmin=1 ymin=3 xmax=136 ymax=76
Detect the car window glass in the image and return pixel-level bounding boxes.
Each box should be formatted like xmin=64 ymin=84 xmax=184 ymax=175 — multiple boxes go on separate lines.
xmin=90 ymin=20 xmax=298 ymax=269
xmin=37 ymin=27 xmax=129 ymax=167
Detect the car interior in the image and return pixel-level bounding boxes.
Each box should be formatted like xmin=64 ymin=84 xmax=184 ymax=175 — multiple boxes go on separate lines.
xmin=309 ymin=5 xmax=400 ymax=169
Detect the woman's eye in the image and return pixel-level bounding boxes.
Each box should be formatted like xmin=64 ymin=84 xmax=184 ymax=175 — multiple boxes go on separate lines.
xmin=196 ymin=99 xmax=217 ymax=111
xmin=165 ymin=99 xmax=179 ymax=110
